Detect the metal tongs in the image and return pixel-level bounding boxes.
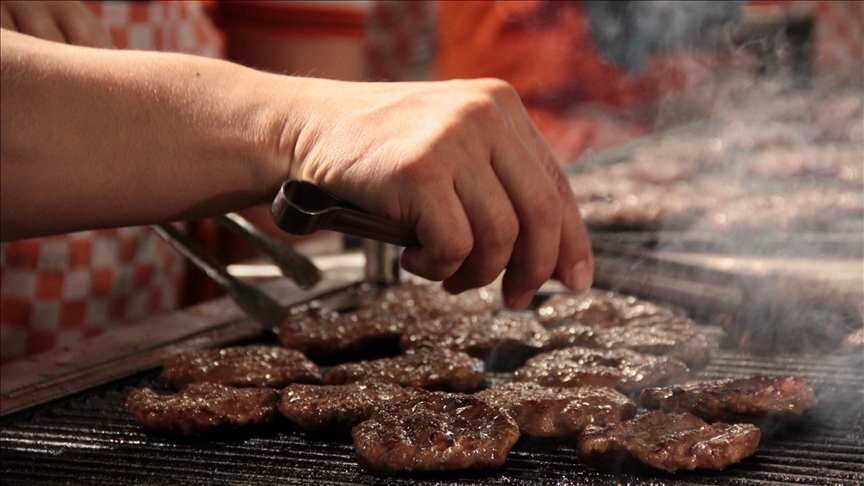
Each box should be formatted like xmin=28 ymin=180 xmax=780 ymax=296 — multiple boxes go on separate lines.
xmin=271 ymin=180 xmax=418 ymax=247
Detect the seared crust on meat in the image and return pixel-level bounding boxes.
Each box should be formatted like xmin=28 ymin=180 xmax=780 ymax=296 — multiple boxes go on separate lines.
xmin=640 ymin=376 xmax=818 ymax=422
xmin=546 ymin=316 xmax=711 ymax=367
xmin=475 ymin=382 xmax=636 ymax=437
xmin=279 ymin=381 xmax=425 ymax=429
xmin=352 ymin=392 xmax=520 ymax=472
xmin=400 ymin=313 xmax=549 ymax=369
xmin=161 ymin=346 xmax=320 ymax=389
xmin=578 ymin=411 xmax=761 ymax=472
xmin=357 ymin=283 xmax=500 ymax=316
xmin=126 ymin=383 xmax=279 ymax=435
xmin=324 ymin=348 xmax=485 ymax=391
xmin=536 ymin=291 xmax=680 ymax=329
xmin=278 ymin=305 xmax=409 ymax=360
xmin=513 ymin=347 xmax=689 ymax=394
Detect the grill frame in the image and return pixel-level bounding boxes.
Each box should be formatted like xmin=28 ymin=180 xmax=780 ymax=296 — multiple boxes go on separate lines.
xmin=2 ymin=326 xmax=862 ymax=486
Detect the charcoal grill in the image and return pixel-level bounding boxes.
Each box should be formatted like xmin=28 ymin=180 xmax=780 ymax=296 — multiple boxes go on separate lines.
xmin=2 ymin=291 xmax=862 ymax=486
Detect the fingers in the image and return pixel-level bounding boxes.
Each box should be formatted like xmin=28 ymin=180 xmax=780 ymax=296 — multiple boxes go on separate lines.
xmin=497 ymin=85 xmax=594 ymax=294
xmin=400 ymin=173 xmax=475 ymax=283
xmin=442 ymin=163 xmax=519 ymax=295
xmin=1 ymin=5 xmax=15 ymax=30
xmin=489 ymin=122 xmax=564 ymax=308
xmin=4 ymin=1 xmax=65 ymax=43
xmin=51 ymin=2 xmax=112 ymax=48
xmin=1 ymin=1 xmax=111 ymax=48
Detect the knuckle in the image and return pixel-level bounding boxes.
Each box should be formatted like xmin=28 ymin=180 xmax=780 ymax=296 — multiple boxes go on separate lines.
xmin=530 ymin=191 xmax=564 ymax=226
xmin=481 ymin=212 xmax=519 ymax=250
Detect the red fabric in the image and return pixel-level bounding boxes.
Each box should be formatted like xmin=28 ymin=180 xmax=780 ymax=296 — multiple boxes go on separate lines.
xmin=432 ymin=1 xmax=730 ymax=162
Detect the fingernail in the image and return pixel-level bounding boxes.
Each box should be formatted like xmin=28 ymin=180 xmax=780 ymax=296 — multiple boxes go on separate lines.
xmin=507 ymin=289 xmax=536 ymax=309
xmin=568 ymin=260 xmax=593 ymax=292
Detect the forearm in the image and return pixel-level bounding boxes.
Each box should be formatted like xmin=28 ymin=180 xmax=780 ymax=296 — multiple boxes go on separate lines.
xmin=0 ymin=29 xmax=293 ymax=240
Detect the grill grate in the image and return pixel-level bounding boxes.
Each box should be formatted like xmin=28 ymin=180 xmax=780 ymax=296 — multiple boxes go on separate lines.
xmin=2 ymin=327 xmax=863 ymax=486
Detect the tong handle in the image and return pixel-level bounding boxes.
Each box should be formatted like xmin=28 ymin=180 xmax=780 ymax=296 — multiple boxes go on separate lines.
xmin=214 ymin=213 xmax=322 ymax=290
xmin=150 ymin=223 xmax=287 ymax=330
xmin=271 ymin=180 xmax=419 ymax=247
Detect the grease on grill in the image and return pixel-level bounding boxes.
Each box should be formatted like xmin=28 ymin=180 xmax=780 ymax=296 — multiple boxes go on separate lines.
xmin=324 ymin=348 xmax=485 ymax=391
xmin=578 ymin=411 xmax=761 ymax=472
xmin=640 ymin=375 xmax=818 ymax=423
xmin=475 ymin=382 xmax=636 ymax=438
xmin=352 ymin=392 xmax=520 ymax=473
xmin=161 ymin=345 xmax=320 ymax=389
xmin=126 ymin=383 xmax=279 ymax=435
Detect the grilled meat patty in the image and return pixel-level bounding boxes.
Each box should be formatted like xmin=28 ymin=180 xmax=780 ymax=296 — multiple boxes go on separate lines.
xmin=278 ymin=304 xmax=409 ymax=360
xmin=357 ymin=282 xmax=500 ymax=317
xmin=324 ymin=348 xmax=485 ymax=391
xmin=546 ymin=316 xmax=711 ymax=368
xmin=475 ymin=382 xmax=636 ymax=438
xmin=279 ymin=381 xmax=425 ymax=429
xmin=640 ymin=376 xmax=818 ymax=422
xmin=578 ymin=411 xmax=761 ymax=472
xmin=161 ymin=346 xmax=320 ymax=389
xmin=126 ymin=383 xmax=279 ymax=435
xmin=352 ymin=392 xmax=520 ymax=472
xmin=536 ymin=290 xmax=680 ymax=329
xmin=400 ymin=313 xmax=549 ymax=370
xmin=513 ymin=347 xmax=689 ymax=394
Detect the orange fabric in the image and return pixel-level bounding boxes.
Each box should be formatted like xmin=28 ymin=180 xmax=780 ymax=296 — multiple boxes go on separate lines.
xmin=434 ymin=1 xmax=717 ymax=162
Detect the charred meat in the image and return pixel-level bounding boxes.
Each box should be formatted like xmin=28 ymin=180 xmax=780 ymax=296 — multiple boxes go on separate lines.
xmin=578 ymin=411 xmax=760 ymax=472
xmin=161 ymin=346 xmax=320 ymax=389
xmin=475 ymin=382 xmax=636 ymax=438
xmin=640 ymin=376 xmax=818 ymax=422
xmin=352 ymin=392 xmax=520 ymax=473
xmin=126 ymin=383 xmax=279 ymax=435
xmin=545 ymin=316 xmax=711 ymax=368
xmin=513 ymin=347 xmax=689 ymax=394
xmin=279 ymin=381 xmax=425 ymax=429
xmin=324 ymin=348 xmax=485 ymax=391
xmin=400 ymin=313 xmax=549 ymax=369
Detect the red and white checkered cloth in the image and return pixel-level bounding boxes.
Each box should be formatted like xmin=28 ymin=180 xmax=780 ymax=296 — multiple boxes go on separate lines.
xmin=0 ymin=1 xmax=224 ymax=364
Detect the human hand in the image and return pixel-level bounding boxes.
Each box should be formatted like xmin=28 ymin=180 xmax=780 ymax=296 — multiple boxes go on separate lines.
xmin=0 ymin=0 xmax=111 ymax=48
xmin=280 ymin=78 xmax=593 ymax=307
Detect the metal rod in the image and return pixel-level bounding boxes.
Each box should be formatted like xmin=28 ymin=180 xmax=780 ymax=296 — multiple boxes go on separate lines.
xmin=214 ymin=213 xmax=322 ymax=289
xmin=150 ymin=223 xmax=288 ymax=330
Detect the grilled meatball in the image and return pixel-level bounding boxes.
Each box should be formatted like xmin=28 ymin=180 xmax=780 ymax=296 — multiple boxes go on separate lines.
xmin=577 ymin=411 xmax=761 ymax=472
xmin=161 ymin=346 xmax=320 ymax=389
xmin=475 ymin=382 xmax=636 ymax=438
xmin=357 ymin=282 xmax=500 ymax=316
xmin=536 ymin=290 xmax=679 ymax=329
xmin=352 ymin=392 xmax=520 ymax=472
xmin=278 ymin=304 xmax=409 ymax=360
xmin=324 ymin=348 xmax=485 ymax=391
xmin=640 ymin=376 xmax=818 ymax=422
xmin=400 ymin=313 xmax=549 ymax=369
xmin=279 ymin=381 xmax=425 ymax=429
xmin=545 ymin=316 xmax=711 ymax=368
xmin=513 ymin=347 xmax=689 ymax=394
xmin=126 ymin=383 xmax=279 ymax=435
